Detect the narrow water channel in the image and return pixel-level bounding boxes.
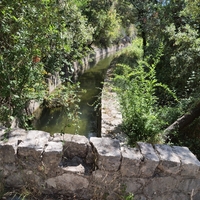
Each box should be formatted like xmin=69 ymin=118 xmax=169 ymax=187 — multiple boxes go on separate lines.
xmin=34 ymin=55 xmax=115 ymax=138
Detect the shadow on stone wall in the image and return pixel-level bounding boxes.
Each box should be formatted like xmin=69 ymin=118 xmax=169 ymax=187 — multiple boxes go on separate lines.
xmin=1 ymin=127 xmax=200 ymax=199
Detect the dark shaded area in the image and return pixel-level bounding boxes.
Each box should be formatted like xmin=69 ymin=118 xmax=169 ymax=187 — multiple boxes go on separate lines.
xmin=164 ymin=102 xmax=200 ymax=135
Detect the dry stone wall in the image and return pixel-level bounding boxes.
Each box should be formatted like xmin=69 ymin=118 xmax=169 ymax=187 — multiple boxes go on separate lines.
xmin=1 ymin=127 xmax=200 ymax=200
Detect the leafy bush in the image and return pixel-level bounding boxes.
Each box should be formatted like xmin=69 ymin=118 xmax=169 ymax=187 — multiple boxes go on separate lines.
xmin=113 ymin=39 xmax=176 ymax=145
xmin=114 ymin=62 xmax=163 ymax=145
xmin=0 ymin=0 xmax=94 ymax=128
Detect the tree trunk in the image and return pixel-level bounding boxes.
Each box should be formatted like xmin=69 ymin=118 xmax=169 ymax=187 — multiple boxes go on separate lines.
xmin=141 ymin=30 xmax=146 ymax=56
xmin=164 ymin=102 xmax=200 ymax=135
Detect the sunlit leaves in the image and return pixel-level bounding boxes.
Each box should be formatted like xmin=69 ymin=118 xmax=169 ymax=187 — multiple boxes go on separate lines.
xmin=0 ymin=0 xmax=95 ymax=128
xmin=181 ymin=0 xmax=200 ymax=21
xmin=112 ymin=39 xmax=175 ymax=145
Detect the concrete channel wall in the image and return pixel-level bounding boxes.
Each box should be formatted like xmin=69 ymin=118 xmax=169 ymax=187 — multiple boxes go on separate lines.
xmin=25 ymin=44 xmax=127 ymax=118
xmin=1 ymin=127 xmax=200 ymax=199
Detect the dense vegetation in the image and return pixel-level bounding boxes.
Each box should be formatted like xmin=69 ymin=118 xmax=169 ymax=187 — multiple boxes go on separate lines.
xmin=0 ymin=0 xmax=134 ymax=128
xmin=0 ymin=0 xmax=200 ymax=199
xmin=112 ymin=0 xmax=200 ymax=158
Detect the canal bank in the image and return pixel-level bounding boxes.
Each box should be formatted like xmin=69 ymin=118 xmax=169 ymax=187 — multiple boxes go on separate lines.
xmin=33 ymin=55 xmax=116 ymax=138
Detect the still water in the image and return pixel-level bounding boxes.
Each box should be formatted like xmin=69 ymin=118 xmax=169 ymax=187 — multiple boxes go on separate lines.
xmin=34 ymin=55 xmax=114 ymax=138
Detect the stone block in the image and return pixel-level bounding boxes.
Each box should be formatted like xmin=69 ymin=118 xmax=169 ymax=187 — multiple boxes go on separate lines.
xmin=18 ymin=130 xmax=50 ymax=163
xmin=45 ymin=173 xmax=89 ymax=192
xmin=53 ymin=133 xmax=89 ymax=159
xmin=5 ymin=171 xmax=25 ymax=188
xmin=62 ymin=164 xmax=85 ymax=174
xmin=154 ymin=144 xmax=181 ymax=174
xmin=0 ymin=128 xmax=28 ymax=165
xmin=152 ymin=192 xmax=189 ymax=200
xmin=143 ymin=177 xmax=178 ymax=197
xmin=0 ymin=126 xmax=6 ymax=139
xmin=86 ymin=144 xmax=95 ymax=164
xmin=193 ymin=190 xmax=200 ymax=200
xmin=42 ymin=141 xmax=63 ymax=176
xmin=1 ymin=164 xmax=17 ymax=178
xmin=177 ymin=178 xmax=200 ymax=193
xmin=0 ymin=144 xmax=15 ymax=164
xmin=121 ymin=177 xmax=144 ymax=194
xmin=5 ymin=170 xmax=42 ymax=189
xmin=172 ymin=146 xmax=200 ymax=176
xmin=137 ymin=142 xmax=159 ymax=177
xmin=121 ymin=146 xmax=143 ymax=177
xmin=92 ymin=169 xmax=121 ymax=197
xmin=0 ymin=128 xmax=27 ymax=153
xmin=43 ymin=141 xmax=63 ymax=165
xmin=90 ymin=137 xmax=121 ymax=171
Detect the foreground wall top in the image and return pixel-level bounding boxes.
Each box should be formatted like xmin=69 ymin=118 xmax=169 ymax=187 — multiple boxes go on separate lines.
xmin=1 ymin=127 xmax=200 ymax=199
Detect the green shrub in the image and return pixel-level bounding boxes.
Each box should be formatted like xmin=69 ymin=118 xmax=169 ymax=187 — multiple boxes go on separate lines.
xmin=113 ymin=39 xmax=176 ymax=145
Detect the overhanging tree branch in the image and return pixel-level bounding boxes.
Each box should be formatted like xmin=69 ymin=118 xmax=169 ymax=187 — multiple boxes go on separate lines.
xmin=164 ymin=102 xmax=200 ymax=135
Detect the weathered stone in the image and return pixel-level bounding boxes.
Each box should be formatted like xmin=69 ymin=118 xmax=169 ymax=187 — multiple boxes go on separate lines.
xmin=43 ymin=141 xmax=63 ymax=165
xmin=41 ymin=141 xmax=63 ymax=176
xmin=121 ymin=146 xmax=143 ymax=177
xmin=143 ymin=177 xmax=178 ymax=197
xmin=1 ymin=127 xmax=200 ymax=199
xmin=18 ymin=130 xmax=50 ymax=158
xmin=86 ymin=144 xmax=95 ymax=164
xmin=53 ymin=133 xmax=89 ymax=159
xmin=45 ymin=173 xmax=89 ymax=192
xmin=134 ymin=194 xmax=147 ymax=200
xmin=59 ymin=155 xmax=93 ymax=176
xmin=154 ymin=144 xmax=181 ymax=174
xmin=193 ymin=190 xmax=200 ymax=200
xmin=92 ymin=170 xmax=121 ymax=197
xmin=101 ymin=74 xmax=123 ymax=139
xmin=172 ymin=146 xmax=200 ymax=176
xmin=24 ymin=170 xmax=43 ymax=189
xmin=90 ymin=137 xmax=121 ymax=171
xmin=5 ymin=171 xmax=25 ymax=188
xmin=0 ymin=128 xmax=16 ymax=164
xmin=153 ymin=192 xmax=189 ymax=200
xmin=6 ymin=170 xmax=42 ymax=190
xmin=137 ymin=142 xmax=159 ymax=177
xmin=0 ymin=144 xmax=15 ymax=164
xmin=0 ymin=128 xmax=27 ymax=153
xmin=177 ymin=178 xmax=200 ymax=193
xmin=0 ymin=129 xmax=26 ymax=168
xmin=62 ymin=164 xmax=85 ymax=174
xmin=17 ymin=130 xmax=50 ymax=170
xmin=1 ymin=164 xmax=17 ymax=178
xmin=121 ymin=177 xmax=144 ymax=194
xmin=92 ymin=169 xmax=121 ymax=183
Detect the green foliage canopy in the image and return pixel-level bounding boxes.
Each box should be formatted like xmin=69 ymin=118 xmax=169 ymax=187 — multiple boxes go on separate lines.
xmin=113 ymin=39 xmax=175 ymax=145
xmin=0 ymin=0 xmax=94 ymax=128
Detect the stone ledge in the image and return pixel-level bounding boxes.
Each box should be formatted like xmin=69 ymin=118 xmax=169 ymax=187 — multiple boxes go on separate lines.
xmin=172 ymin=146 xmax=200 ymax=176
xmin=155 ymin=144 xmax=181 ymax=175
xmin=1 ymin=127 xmax=200 ymax=199
xmin=90 ymin=137 xmax=121 ymax=172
